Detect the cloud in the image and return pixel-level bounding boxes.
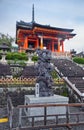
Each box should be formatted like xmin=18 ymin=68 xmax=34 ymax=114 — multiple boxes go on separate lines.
xmin=65 ymin=24 xmax=84 ymax=53
xmin=0 ymin=0 xmax=84 ymax=52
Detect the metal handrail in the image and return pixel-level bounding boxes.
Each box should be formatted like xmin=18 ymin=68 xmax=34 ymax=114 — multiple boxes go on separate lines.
xmin=7 ymin=96 xmax=84 ymax=130
xmin=13 ymin=103 xmax=84 ymax=130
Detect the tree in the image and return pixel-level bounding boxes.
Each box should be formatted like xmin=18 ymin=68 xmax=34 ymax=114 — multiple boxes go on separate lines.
xmin=0 ymin=33 xmax=14 ymax=47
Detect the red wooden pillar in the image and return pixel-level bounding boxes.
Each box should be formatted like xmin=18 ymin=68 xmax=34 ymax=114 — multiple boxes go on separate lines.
xmin=27 ymin=38 xmax=29 ymax=49
xmin=62 ymin=41 xmax=64 ymax=52
xmin=34 ymin=40 xmax=36 ymax=49
xmin=40 ymin=36 xmax=43 ymax=49
xmin=58 ymin=38 xmax=61 ymax=52
xmin=36 ymin=38 xmax=39 ymax=48
xmin=24 ymin=37 xmax=28 ymax=50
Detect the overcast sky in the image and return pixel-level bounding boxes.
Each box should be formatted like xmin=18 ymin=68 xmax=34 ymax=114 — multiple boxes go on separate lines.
xmin=0 ymin=0 xmax=84 ymax=53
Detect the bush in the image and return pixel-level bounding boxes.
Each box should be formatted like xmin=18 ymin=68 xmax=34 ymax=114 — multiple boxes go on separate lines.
xmin=18 ymin=61 xmax=26 ymax=66
xmin=32 ymin=55 xmax=38 ymax=62
xmin=6 ymin=52 xmax=28 ymax=61
xmin=51 ymin=70 xmax=58 ymax=79
xmin=6 ymin=52 xmax=12 ymax=60
xmin=73 ymin=57 xmax=84 ymax=64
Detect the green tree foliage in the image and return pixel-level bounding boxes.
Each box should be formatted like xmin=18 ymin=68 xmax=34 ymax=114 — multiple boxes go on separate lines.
xmin=73 ymin=57 xmax=84 ymax=64
xmin=0 ymin=33 xmax=14 ymax=47
xmin=6 ymin=52 xmax=28 ymax=60
xmin=51 ymin=70 xmax=58 ymax=79
xmin=32 ymin=55 xmax=38 ymax=62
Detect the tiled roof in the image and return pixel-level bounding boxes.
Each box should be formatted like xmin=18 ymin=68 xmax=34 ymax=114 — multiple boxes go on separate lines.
xmin=16 ymin=21 xmax=74 ymax=32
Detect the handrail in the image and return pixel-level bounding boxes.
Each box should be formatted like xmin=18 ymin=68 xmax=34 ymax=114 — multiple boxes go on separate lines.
xmin=17 ymin=103 xmax=84 ymax=108
xmin=12 ymin=103 xmax=84 ymax=130
xmin=7 ymin=100 xmax=84 ymax=130
xmin=63 ymin=77 xmax=82 ymax=97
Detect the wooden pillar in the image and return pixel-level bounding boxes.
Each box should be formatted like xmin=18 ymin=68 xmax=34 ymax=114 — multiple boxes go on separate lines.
xmin=58 ymin=38 xmax=61 ymax=52
xmin=34 ymin=41 xmax=36 ymax=49
xmin=24 ymin=37 xmax=28 ymax=50
xmin=62 ymin=41 xmax=64 ymax=52
xmin=27 ymin=38 xmax=29 ymax=49
xmin=40 ymin=36 xmax=43 ymax=49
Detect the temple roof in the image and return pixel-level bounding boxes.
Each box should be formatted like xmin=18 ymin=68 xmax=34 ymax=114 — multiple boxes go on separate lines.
xmin=16 ymin=21 xmax=74 ymax=33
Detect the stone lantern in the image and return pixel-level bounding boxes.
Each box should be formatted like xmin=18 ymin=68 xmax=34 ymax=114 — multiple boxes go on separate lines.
xmin=0 ymin=43 xmax=10 ymax=64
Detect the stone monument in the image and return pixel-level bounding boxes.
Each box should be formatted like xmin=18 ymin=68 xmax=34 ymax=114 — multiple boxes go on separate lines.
xmin=24 ymin=49 xmax=69 ymax=121
xmin=35 ymin=48 xmax=54 ymax=97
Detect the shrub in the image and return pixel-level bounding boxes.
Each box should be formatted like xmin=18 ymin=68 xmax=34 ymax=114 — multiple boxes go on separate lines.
xmin=6 ymin=52 xmax=28 ymax=61
xmin=6 ymin=52 xmax=12 ymax=60
xmin=73 ymin=57 xmax=84 ymax=64
xmin=32 ymin=55 xmax=38 ymax=62
xmin=51 ymin=70 xmax=58 ymax=79
xmin=18 ymin=61 xmax=26 ymax=66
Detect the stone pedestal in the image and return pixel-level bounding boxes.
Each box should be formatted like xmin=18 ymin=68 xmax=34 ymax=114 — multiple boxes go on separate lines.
xmin=0 ymin=54 xmax=7 ymax=64
xmin=24 ymin=95 xmax=68 ymax=121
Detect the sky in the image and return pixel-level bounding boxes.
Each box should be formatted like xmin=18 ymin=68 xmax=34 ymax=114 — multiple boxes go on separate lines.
xmin=0 ymin=0 xmax=84 ymax=53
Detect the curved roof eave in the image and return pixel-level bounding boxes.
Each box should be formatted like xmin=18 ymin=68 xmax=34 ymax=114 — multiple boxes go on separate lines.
xmin=33 ymin=22 xmax=74 ymax=32
xmin=16 ymin=21 xmax=74 ymax=33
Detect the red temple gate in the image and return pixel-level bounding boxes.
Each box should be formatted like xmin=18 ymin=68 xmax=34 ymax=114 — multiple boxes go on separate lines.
xmin=16 ymin=5 xmax=76 ymax=52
